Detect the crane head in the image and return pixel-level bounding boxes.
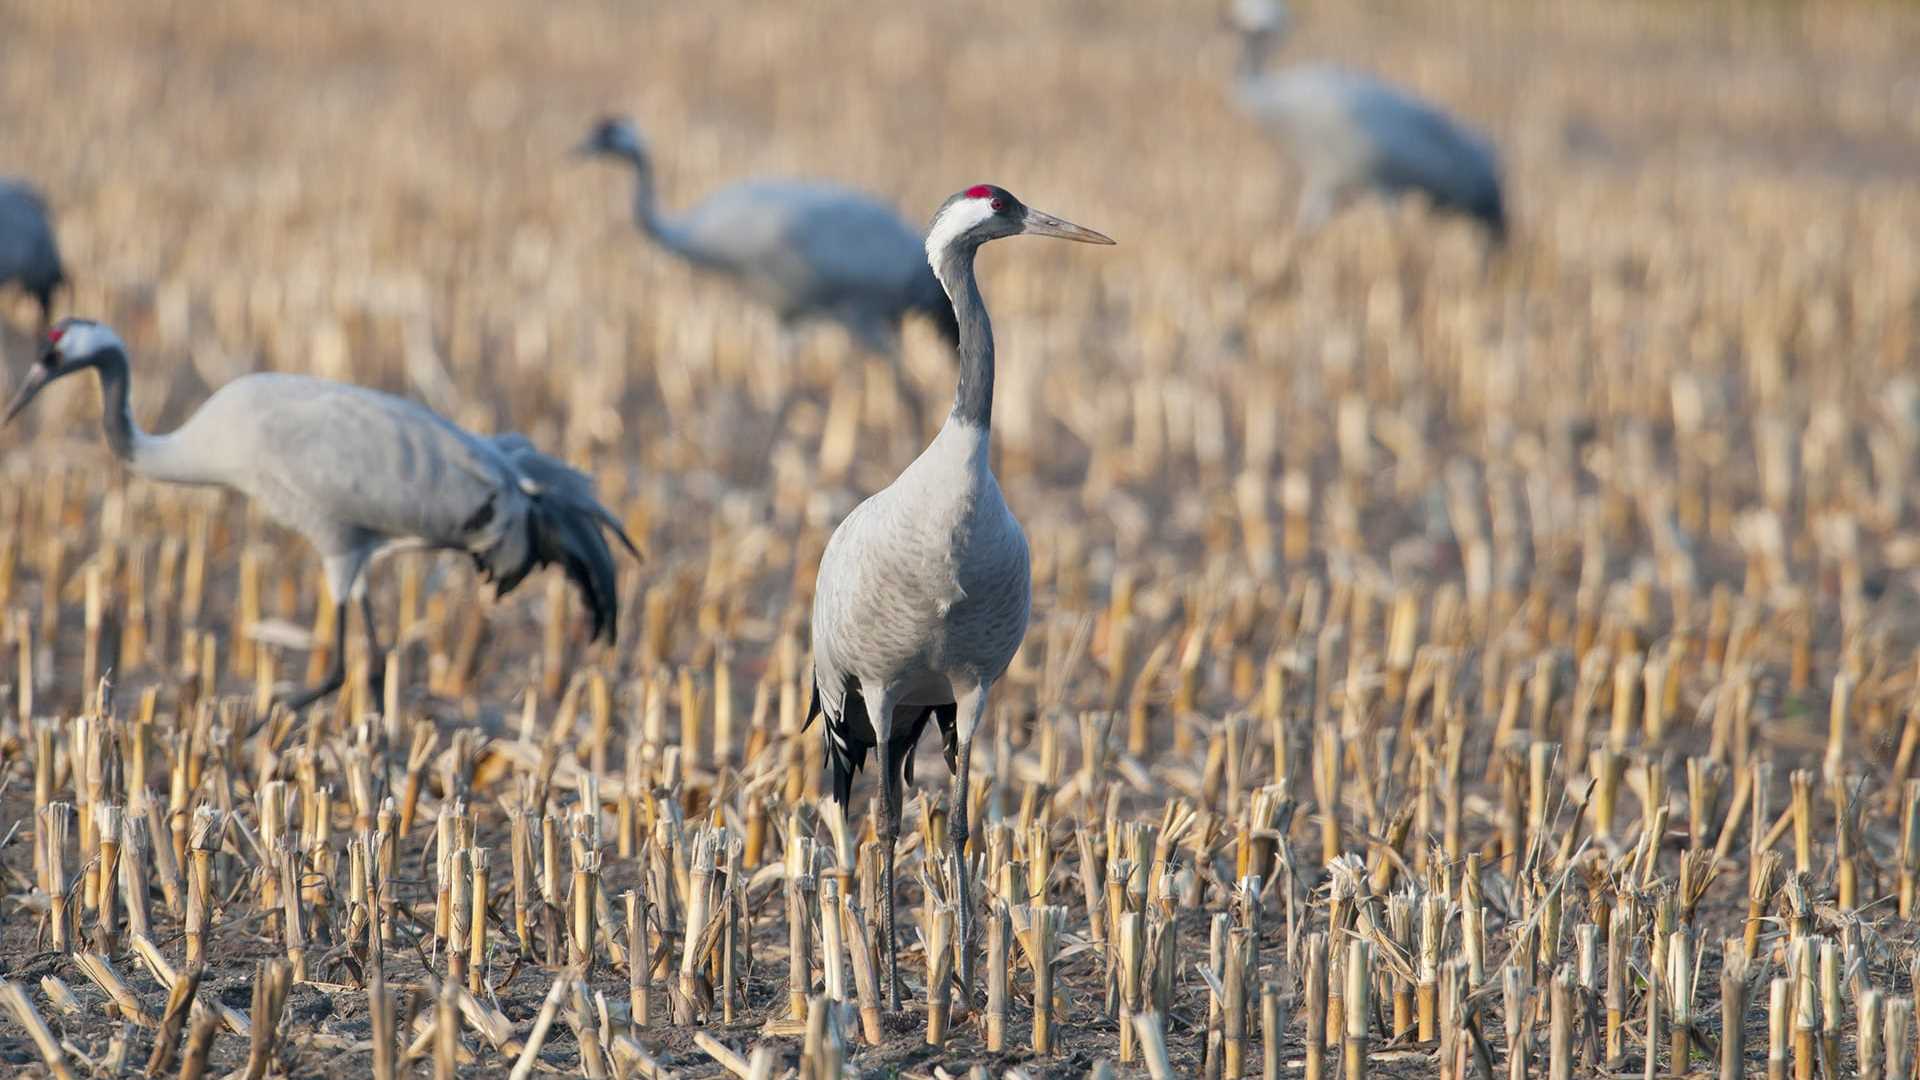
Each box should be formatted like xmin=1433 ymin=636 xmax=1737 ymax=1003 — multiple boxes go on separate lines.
xmin=573 ymin=116 xmax=647 ymax=164
xmin=1225 ymin=0 xmax=1291 ymax=37
xmin=6 ymin=318 xmax=123 ymax=424
xmin=924 ymin=185 xmax=1114 ymax=263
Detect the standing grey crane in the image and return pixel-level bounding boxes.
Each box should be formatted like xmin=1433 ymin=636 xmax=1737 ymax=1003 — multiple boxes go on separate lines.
xmin=573 ymin=116 xmax=959 ymax=427
xmin=6 ymin=319 xmax=639 ymax=708
xmin=0 ymin=179 xmax=65 ymax=335
xmin=807 ymin=185 xmax=1112 ymax=1008
xmin=1228 ymin=0 xmax=1506 ymax=240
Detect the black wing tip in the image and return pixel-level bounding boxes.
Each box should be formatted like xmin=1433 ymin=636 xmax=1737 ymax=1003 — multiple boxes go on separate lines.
xmin=1481 ymin=206 xmax=1508 ymax=247
xmin=588 ymin=592 xmax=617 ymax=643
xmin=612 ymin=525 xmax=642 ymax=560
xmin=572 ymin=541 xmax=620 ymax=646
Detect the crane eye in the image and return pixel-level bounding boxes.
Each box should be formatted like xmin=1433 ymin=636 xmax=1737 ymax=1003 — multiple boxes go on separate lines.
xmin=990 ymin=198 xmax=1006 ymax=212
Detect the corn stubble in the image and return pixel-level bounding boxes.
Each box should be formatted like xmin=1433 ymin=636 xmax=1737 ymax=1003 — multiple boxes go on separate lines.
xmin=2 ymin=0 xmax=1919 ymax=1076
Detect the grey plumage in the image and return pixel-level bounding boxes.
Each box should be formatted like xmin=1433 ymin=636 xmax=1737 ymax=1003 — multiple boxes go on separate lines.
xmin=575 ymin=117 xmax=960 ymax=355
xmin=1230 ymin=0 xmax=1506 ymax=239
xmin=6 ymin=318 xmax=638 ymax=707
xmin=807 ymin=184 xmax=1112 ymax=1009
xmin=0 ymin=179 xmax=65 ymax=331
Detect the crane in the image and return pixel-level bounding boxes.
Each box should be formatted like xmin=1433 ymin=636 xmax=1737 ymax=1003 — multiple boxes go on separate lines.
xmin=1228 ymin=0 xmax=1506 ymax=240
xmin=573 ymin=116 xmax=959 ymax=427
xmin=0 ymin=179 xmax=65 ymax=335
xmin=807 ymin=185 xmax=1112 ymax=1009
xmin=6 ymin=319 xmax=639 ymax=708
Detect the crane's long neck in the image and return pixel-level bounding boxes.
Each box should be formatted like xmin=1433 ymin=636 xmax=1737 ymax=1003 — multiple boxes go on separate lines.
xmin=623 ymin=150 xmax=697 ymax=257
xmin=90 ymin=350 xmax=212 ymax=485
xmin=1238 ymin=28 xmax=1280 ymax=83
xmin=92 ymin=349 xmax=143 ymax=461
xmin=932 ymin=242 xmax=994 ymax=429
xmin=622 ymin=150 xmax=666 ymax=235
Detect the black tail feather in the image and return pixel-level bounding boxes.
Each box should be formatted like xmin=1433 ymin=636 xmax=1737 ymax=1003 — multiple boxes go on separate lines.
xmin=821 ymin=676 xmax=947 ymax=808
xmin=488 ymin=435 xmax=639 ymax=643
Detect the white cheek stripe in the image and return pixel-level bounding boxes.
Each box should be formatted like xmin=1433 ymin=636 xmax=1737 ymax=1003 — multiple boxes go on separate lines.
xmin=57 ymin=322 xmax=124 ymax=359
xmin=924 ymin=198 xmax=997 ymax=263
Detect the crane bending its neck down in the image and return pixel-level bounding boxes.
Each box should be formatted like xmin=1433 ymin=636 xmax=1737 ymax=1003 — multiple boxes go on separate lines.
xmin=5 ymin=320 xmax=214 ymax=486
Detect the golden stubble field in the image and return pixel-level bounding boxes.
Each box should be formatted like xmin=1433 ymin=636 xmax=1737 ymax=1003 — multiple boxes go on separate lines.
xmin=1 ymin=0 xmax=1919 ymax=1077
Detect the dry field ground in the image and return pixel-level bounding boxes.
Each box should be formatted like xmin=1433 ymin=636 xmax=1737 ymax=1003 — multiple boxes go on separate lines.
xmin=2 ymin=0 xmax=1920 ymax=1077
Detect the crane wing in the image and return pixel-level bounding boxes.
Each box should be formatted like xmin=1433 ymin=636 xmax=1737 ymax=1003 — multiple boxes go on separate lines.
xmin=1347 ymin=81 xmax=1501 ymax=209
xmin=199 ymin=375 xmax=517 ymax=553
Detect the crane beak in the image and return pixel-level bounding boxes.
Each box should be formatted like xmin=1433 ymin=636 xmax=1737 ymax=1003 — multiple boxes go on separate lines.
xmin=4 ymin=363 xmax=53 ymax=425
xmin=1021 ymin=208 xmax=1115 ymax=246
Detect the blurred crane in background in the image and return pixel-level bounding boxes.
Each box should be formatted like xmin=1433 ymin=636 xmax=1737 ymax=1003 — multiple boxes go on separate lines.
xmin=808 ymin=184 xmax=1113 ymax=1010
xmin=6 ymin=319 xmax=639 ymax=709
xmin=574 ymin=116 xmax=958 ymax=428
xmin=1228 ymin=0 xmax=1506 ymax=241
xmin=0 ymin=178 xmax=66 ymax=336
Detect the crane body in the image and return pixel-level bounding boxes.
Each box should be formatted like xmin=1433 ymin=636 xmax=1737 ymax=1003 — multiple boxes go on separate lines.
xmin=809 ymin=184 xmax=1111 ymax=1009
xmin=1231 ymin=0 xmax=1506 ymax=238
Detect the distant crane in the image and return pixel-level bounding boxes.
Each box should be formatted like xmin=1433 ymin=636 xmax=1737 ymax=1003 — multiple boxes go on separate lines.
xmin=808 ymin=185 xmax=1112 ymax=1008
xmin=1228 ymin=0 xmax=1506 ymax=240
xmin=6 ymin=319 xmax=639 ymax=708
xmin=574 ymin=116 xmax=959 ymax=427
xmin=0 ymin=179 xmax=66 ymax=334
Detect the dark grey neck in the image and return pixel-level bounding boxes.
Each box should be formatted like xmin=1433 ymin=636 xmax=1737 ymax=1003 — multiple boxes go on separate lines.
xmin=623 ymin=150 xmax=664 ymax=238
xmin=934 ymin=244 xmax=993 ymax=428
xmin=92 ymin=349 xmax=141 ymax=461
xmin=1238 ymin=29 xmax=1277 ymax=82
xmin=624 ymin=151 xmax=706 ymax=263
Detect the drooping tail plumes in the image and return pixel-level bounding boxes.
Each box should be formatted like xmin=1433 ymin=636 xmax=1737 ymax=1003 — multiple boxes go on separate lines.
xmin=484 ymin=435 xmax=640 ymax=642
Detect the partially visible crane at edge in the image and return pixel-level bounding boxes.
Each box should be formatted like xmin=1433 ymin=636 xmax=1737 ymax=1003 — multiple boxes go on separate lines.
xmin=0 ymin=178 xmax=66 ymax=336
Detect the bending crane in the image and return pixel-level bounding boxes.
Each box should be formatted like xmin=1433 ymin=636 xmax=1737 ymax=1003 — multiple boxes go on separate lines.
xmin=7 ymin=319 xmax=638 ymax=707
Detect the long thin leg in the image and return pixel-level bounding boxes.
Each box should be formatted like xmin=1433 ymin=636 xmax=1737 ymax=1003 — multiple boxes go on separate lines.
xmin=876 ymin=734 xmax=903 ymax=1012
xmin=282 ymin=600 xmax=348 ymax=711
xmin=1295 ymin=176 xmax=1341 ymax=237
xmin=359 ymin=589 xmax=387 ymax=703
xmin=948 ymin=685 xmax=989 ymax=1008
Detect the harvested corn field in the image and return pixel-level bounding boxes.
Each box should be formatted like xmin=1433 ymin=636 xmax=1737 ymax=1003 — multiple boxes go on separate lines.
xmin=2 ymin=0 xmax=1920 ymax=1077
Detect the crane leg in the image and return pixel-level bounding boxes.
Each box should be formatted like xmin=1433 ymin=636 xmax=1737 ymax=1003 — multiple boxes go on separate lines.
xmin=948 ymin=684 xmax=988 ymax=1008
xmin=358 ymin=591 xmax=387 ymax=703
xmin=282 ymin=600 xmax=348 ymax=711
xmin=947 ymin=733 xmax=974 ymax=1006
xmin=1295 ymin=182 xmax=1338 ymax=236
xmin=876 ymin=737 xmax=903 ymax=1012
